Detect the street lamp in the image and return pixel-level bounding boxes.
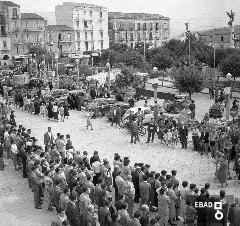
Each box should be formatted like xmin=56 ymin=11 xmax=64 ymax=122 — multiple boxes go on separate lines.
xmin=225 ymin=73 xmax=232 ymax=121
xmin=55 ymin=53 xmax=59 ymax=88
xmin=75 ymin=58 xmax=79 ymax=89
xmin=106 ymin=61 xmax=111 ymax=94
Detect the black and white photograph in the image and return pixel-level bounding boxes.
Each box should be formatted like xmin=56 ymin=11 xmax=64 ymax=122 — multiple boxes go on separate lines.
xmin=0 ymin=0 xmax=240 ymax=225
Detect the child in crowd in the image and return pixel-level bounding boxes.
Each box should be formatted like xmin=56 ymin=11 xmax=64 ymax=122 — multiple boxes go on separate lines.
xmin=86 ymin=111 xmax=93 ymax=130
xmin=166 ymin=128 xmax=172 ymax=147
xmin=59 ymin=105 xmax=65 ymax=122
xmin=172 ymin=127 xmax=179 ymax=147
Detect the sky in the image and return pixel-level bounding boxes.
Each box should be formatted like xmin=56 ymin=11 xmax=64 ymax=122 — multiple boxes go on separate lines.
xmin=12 ymin=0 xmax=240 ymax=37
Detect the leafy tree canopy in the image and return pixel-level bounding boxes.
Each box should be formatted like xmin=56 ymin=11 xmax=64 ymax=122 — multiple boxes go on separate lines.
xmin=174 ymin=65 xmax=204 ymax=97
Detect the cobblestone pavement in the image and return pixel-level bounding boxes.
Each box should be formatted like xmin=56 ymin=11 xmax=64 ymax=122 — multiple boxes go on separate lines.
xmin=0 ymin=93 xmax=239 ymax=226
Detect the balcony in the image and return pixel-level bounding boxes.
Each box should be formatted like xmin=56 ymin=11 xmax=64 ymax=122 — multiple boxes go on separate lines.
xmin=1 ymin=46 xmax=11 ymax=51
xmin=83 ymin=25 xmax=93 ymax=31
xmin=12 ymin=14 xmax=19 ymax=19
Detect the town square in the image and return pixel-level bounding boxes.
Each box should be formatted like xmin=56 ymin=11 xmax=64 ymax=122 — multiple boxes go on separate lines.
xmin=0 ymin=0 xmax=240 ymax=226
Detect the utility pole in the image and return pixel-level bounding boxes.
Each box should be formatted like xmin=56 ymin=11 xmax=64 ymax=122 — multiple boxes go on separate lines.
xmin=185 ymin=22 xmax=190 ymax=65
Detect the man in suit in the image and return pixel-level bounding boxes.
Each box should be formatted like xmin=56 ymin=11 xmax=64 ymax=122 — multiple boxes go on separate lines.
xmin=65 ymin=196 xmax=80 ymax=226
xmin=44 ymin=127 xmax=54 ymax=151
xmin=98 ymin=198 xmax=112 ymax=226
xmin=179 ymin=123 xmax=188 ymax=149
xmin=146 ymin=117 xmax=157 ymax=143
xmin=128 ymin=210 xmax=142 ymax=226
xmin=200 ymin=127 xmax=209 ymax=155
xmin=131 ymin=164 xmax=140 ymax=203
xmin=139 ymin=175 xmax=151 ymax=206
xmin=31 ymin=165 xmax=42 ymax=209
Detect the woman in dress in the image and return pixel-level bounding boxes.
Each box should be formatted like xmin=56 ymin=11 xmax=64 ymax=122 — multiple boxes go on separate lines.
xmin=157 ymin=188 xmax=171 ymax=226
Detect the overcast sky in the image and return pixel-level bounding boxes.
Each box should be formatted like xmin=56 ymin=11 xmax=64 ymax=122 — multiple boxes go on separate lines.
xmin=13 ymin=0 xmax=240 ymax=36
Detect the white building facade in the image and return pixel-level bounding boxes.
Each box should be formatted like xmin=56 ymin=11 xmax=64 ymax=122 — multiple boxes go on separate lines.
xmin=55 ymin=2 xmax=109 ymax=54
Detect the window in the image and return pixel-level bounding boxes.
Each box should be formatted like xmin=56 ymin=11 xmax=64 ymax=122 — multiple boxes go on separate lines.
xmin=91 ymin=32 xmax=93 ymax=40
xmin=76 ymin=31 xmax=80 ymax=39
xmin=37 ymin=34 xmax=40 ymax=42
xmin=15 ymin=34 xmax=18 ymax=42
xmin=221 ymin=36 xmax=224 ymax=42
xmin=137 ymin=23 xmax=141 ymax=30
xmin=100 ymin=31 xmax=103 ymax=39
xmin=149 ymin=23 xmax=153 ymax=30
xmin=85 ymin=41 xmax=88 ymax=51
xmin=68 ymin=33 xmax=71 ymax=41
xmin=137 ymin=32 xmax=141 ymax=41
xmin=143 ymin=23 xmax=147 ymax=30
xmin=58 ymin=33 xmax=62 ymax=41
xmin=26 ymin=34 xmax=29 ymax=40
xmin=76 ymin=21 xmax=79 ymax=29
xmin=85 ymin=32 xmax=88 ymax=39
xmin=1 ymin=26 xmax=6 ymax=36
xmin=99 ymin=11 xmax=103 ymax=18
xmin=90 ymin=11 xmax=92 ymax=17
xmin=156 ymin=23 xmax=159 ymax=31
xmin=36 ymin=22 xmax=39 ymax=28
xmin=149 ymin=32 xmax=153 ymax=40
xmin=16 ymin=46 xmax=19 ymax=53
xmin=3 ymin=41 xmax=7 ymax=47
xmin=130 ymin=33 xmax=134 ymax=41
xmin=14 ymin=21 xmax=17 ymax=29
xmin=84 ymin=21 xmax=88 ymax=28
xmin=76 ymin=10 xmax=79 ymax=18
xmin=101 ymin=41 xmax=103 ymax=50
xmin=12 ymin=8 xmax=18 ymax=18
xmin=25 ymin=22 xmax=28 ymax=28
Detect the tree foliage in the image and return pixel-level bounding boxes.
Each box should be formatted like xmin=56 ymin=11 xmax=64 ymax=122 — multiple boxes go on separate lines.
xmin=114 ymin=67 xmax=142 ymax=90
xmin=219 ymin=53 xmax=240 ymax=79
xmin=174 ymin=65 xmax=204 ymax=97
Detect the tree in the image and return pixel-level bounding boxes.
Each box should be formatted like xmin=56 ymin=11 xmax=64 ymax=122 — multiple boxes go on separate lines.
xmin=114 ymin=67 xmax=141 ymax=91
xmin=219 ymin=53 xmax=240 ymax=80
xmin=148 ymin=48 xmax=174 ymax=71
xmin=174 ymin=65 xmax=204 ymax=98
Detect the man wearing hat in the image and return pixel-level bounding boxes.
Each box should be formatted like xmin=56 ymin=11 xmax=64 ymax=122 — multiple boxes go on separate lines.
xmin=146 ymin=117 xmax=157 ymax=143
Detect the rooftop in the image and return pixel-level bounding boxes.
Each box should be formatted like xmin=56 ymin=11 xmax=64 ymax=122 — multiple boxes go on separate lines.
xmin=0 ymin=1 xmax=20 ymax=7
xmin=21 ymin=13 xmax=44 ymax=20
xmin=108 ymin=12 xmax=170 ymax=20
xmin=198 ymin=25 xmax=240 ymax=36
xmin=47 ymin=25 xmax=73 ymax=32
xmin=59 ymin=2 xmax=106 ymax=9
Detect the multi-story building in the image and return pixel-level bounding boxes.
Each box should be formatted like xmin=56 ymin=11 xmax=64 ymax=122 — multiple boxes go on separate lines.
xmin=0 ymin=1 xmax=21 ymax=59
xmin=45 ymin=25 xmax=75 ymax=55
xmin=20 ymin=13 xmax=46 ymax=54
xmin=108 ymin=12 xmax=170 ymax=48
xmin=0 ymin=13 xmax=11 ymax=64
xmin=0 ymin=1 xmax=47 ymax=60
xmin=55 ymin=2 xmax=109 ymax=54
xmin=197 ymin=25 xmax=240 ymax=49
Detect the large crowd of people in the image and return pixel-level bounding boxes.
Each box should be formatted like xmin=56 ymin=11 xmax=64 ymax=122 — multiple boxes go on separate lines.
xmin=1 ymin=99 xmax=240 ymax=226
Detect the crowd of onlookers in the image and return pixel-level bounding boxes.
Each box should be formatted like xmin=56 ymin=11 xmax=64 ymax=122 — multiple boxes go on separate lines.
xmin=1 ymin=104 xmax=240 ymax=226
